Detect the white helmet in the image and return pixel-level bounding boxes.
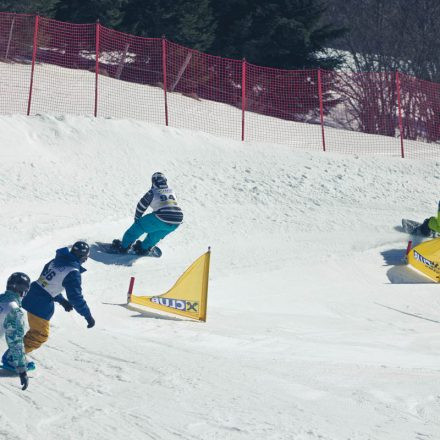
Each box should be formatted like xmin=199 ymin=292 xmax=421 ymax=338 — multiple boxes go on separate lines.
xmin=151 ymin=172 xmax=167 ymax=189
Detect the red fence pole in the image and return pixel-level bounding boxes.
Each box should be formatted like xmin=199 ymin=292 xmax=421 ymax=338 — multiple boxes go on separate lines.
xmin=241 ymin=58 xmax=246 ymax=142
xmin=396 ymin=71 xmax=405 ymax=158
xmin=27 ymin=15 xmax=39 ymax=116
xmin=317 ymin=69 xmax=326 ymax=152
xmin=94 ymin=20 xmax=100 ymax=117
xmin=162 ymin=36 xmax=169 ymax=126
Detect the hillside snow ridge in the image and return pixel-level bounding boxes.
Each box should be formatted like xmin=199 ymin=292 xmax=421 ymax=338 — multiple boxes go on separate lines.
xmin=0 ymin=113 xmax=439 ymax=440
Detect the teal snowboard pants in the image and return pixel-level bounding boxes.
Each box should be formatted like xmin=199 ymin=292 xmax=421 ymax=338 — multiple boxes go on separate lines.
xmin=122 ymin=213 xmax=179 ymax=250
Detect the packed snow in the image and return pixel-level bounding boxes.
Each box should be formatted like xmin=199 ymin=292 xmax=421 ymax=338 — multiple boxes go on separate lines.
xmin=0 ymin=110 xmax=440 ymax=438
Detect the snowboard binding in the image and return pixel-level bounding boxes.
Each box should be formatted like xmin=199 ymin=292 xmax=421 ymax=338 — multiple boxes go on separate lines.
xmin=111 ymin=239 xmax=129 ymax=254
xmin=132 ymin=241 xmax=162 ymax=257
xmin=132 ymin=240 xmax=152 ymax=256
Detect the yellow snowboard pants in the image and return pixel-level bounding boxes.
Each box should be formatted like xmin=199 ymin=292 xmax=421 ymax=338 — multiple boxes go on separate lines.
xmin=24 ymin=312 xmax=50 ymax=354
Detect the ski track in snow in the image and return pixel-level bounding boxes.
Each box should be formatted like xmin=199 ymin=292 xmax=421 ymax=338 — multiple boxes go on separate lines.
xmin=0 ymin=112 xmax=440 ymax=439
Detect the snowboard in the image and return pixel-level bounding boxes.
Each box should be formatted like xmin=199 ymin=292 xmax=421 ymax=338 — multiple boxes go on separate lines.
xmin=401 ymin=218 xmax=438 ymax=237
xmin=94 ymin=242 xmax=162 ymax=258
xmin=401 ymin=218 xmax=422 ymax=234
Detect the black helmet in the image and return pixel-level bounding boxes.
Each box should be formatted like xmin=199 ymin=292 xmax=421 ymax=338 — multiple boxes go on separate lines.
xmin=7 ymin=272 xmax=31 ymax=296
xmin=151 ymin=172 xmax=167 ymax=189
xmin=71 ymin=241 xmax=90 ymax=263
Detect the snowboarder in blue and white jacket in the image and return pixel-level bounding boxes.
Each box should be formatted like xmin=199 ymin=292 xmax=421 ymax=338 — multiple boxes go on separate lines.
xmin=20 ymin=241 xmax=95 ymax=354
xmin=112 ymin=172 xmax=183 ymax=255
xmin=0 ymin=272 xmax=31 ymax=390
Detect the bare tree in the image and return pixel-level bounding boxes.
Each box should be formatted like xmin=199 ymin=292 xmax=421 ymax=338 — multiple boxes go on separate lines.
xmin=326 ymin=0 xmax=440 ymax=80
xmin=323 ymin=0 xmax=440 ymax=141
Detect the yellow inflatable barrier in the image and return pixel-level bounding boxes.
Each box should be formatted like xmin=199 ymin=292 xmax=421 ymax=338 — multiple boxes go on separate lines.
xmin=407 ymin=237 xmax=440 ymax=282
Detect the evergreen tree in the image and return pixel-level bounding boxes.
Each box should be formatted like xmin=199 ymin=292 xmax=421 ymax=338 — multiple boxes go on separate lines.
xmin=176 ymin=0 xmax=216 ymax=51
xmin=211 ymin=0 xmax=345 ymax=70
xmin=120 ymin=0 xmax=215 ymax=52
xmin=0 ymin=0 xmax=59 ymax=17
xmin=55 ymin=0 xmax=127 ymax=27
xmin=206 ymin=0 xmax=346 ymax=122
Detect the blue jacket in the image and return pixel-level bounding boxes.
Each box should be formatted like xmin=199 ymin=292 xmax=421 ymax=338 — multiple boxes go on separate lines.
xmin=22 ymin=248 xmax=91 ymax=321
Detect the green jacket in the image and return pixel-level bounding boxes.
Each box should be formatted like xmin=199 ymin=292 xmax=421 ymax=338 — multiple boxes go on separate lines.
xmin=0 ymin=290 xmax=26 ymax=372
xmin=428 ymin=204 xmax=440 ymax=234
xmin=428 ymin=217 xmax=440 ymax=234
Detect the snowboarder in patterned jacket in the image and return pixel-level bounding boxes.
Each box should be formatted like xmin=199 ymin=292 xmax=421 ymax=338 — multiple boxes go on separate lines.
xmin=20 ymin=241 xmax=95 ymax=355
xmin=418 ymin=201 xmax=440 ymax=237
xmin=112 ymin=172 xmax=183 ymax=255
xmin=0 ymin=272 xmax=31 ymax=390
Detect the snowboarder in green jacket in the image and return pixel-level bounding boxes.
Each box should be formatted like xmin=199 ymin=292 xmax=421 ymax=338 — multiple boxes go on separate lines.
xmin=420 ymin=201 xmax=440 ymax=236
xmin=0 ymin=272 xmax=31 ymax=390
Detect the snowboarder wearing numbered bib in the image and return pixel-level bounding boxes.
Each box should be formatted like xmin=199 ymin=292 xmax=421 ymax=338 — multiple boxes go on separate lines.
xmin=0 ymin=272 xmax=32 ymax=390
xmin=112 ymin=172 xmax=183 ymax=255
xmin=21 ymin=241 xmax=95 ymax=354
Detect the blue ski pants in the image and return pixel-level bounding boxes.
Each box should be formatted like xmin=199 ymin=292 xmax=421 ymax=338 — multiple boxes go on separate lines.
xmin=122 ymin=213 xmax=179 ymax=250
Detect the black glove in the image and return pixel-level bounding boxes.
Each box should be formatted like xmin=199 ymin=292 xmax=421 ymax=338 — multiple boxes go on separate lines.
xmin=86 ymin=315 xmax=95 ymax=328
xmin=19 ymin=371 xmax=28 ymax=391
xmin=59 ymin=298 xmax=73 ymax=312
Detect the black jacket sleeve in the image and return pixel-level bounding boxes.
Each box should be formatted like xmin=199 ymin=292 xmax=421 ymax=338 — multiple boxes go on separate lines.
xmin=135 ymin=190 xmax=153 ymax=220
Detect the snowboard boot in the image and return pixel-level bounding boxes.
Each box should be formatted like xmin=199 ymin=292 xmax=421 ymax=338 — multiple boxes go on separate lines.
xmin=111 ymin=239 xmax=129 ymax=254
xmin=132 ymin=240 xmax=153 ymax=256
xmin=1 ymin=350 xmax=35 ymax=372
xmin=1 ymin=349 xmax=10 ymax=367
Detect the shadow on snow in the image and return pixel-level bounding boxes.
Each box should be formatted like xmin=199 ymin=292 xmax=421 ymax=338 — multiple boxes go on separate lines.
xmin=102 ymin=302 xmax=191 ymax=322
xmin=381 ymin=248 xmax=434 ymax=284
xmin=89 ymin=243 xmax=141 ymax=267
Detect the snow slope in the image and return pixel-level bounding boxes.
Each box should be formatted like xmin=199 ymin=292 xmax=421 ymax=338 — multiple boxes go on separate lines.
xmin=0 ymin=113 xmax=440 ymax=440
xmin=2 ymin=61 xmax=439 ymax=160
